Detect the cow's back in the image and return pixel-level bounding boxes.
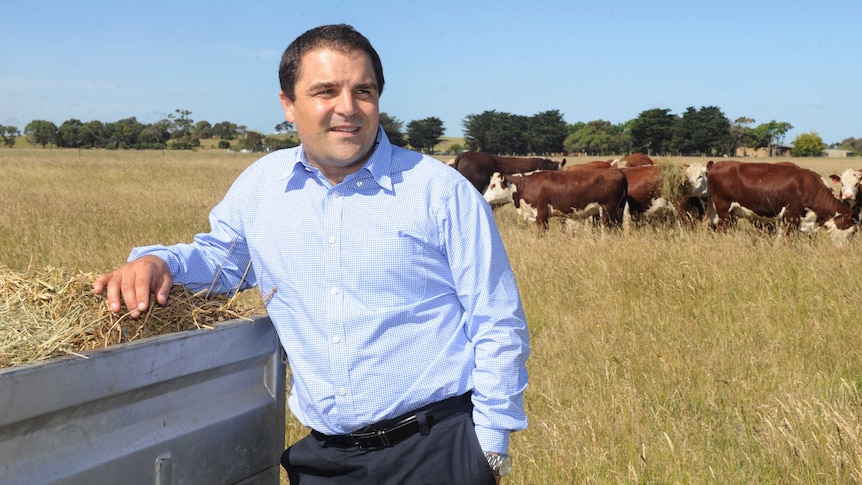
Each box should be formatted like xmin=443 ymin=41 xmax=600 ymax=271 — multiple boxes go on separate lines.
xmin=453 ymin=152 xmax=498 ymax=193
xmin=708 ymin=161 xmax=801 ymax=216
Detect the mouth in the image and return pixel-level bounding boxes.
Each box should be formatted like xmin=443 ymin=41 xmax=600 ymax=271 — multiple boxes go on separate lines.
xmin=331 ymin=126 xmax=361 ymax=134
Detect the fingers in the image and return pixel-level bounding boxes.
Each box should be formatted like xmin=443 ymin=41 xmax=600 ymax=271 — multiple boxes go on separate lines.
xmin=92 ymin=256 xmax=172 ymax=318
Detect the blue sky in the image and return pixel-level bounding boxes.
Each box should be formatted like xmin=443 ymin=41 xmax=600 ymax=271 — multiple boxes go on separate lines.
xmin=2 ymin=0 xmax=859 ymax=144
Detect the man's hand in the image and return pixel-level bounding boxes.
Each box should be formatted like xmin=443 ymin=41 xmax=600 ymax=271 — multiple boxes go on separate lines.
xmin=93 ymin=255 xmax=173 ymax=319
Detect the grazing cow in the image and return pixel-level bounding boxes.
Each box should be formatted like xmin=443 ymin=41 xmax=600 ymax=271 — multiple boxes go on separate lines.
xmin=611 ymin=152 xmax=654 ymax=168
xmin=563 ymin=160 xmax=612 ymax=171
xmin=621 ymin=163 xmax=708 ymax=227
xmin=705 ymin=161 xmax=857 ymax=243
xmin=482 ymin=168 xmax=628 ymax=230
xmin=452 ymin=151 xmax=560 ymax=194
xmin=829 ymin=168 xmax=862 ymax=207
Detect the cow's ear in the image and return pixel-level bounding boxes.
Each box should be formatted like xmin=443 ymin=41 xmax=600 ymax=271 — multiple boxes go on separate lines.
xmin=829 ymin=174 xmax=840 ymax=183
xmin=706 ymin=161 xmax=714 ymax=170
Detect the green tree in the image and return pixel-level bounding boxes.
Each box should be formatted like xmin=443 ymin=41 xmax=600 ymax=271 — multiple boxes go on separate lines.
xmin=274 ymin=121 xmax=293 ymax=134
xmin=57 ymin=119 xmax=84 ymax=148
xmin=194 ymin=121 xmax=214 ymax=139
xmin=106 ymin=117 xmax=144 ymax=148
xmin=24 ymin=120 xmax=58 ymax=148
xmin=241 ymin=131 xmax=264 ymax=152
xmin=564 ymin=119 xmax=625 ymax=156
xmin=730 ymin=116 xmax=756 ymax=154
xmin=629 ymin=108 xmax=676 ymax=156
xmin=462 ymin=110 xmax=529 ymax=154
xmin=79 ymin=120 xmax=105 ymax=148
xmin=168 ymin=109 xmax=194 ymax=140
xmin=0 ymin=125 xmax=20 ymax=148
xmin=407 ymin=117 xmax=444 ymax=153
xmin=838 ymin=137 xmax=862 ymax=155
xmin=526 ymin=109 xmax=567 ymax=155
xmin=379 ymin=112 xmax=406 ymax=147
xmin=790 ymin=132 xmax=826 ymax=157
xmin=212 ymin=121 xmax=240 ymax=140
xmin=752 ymin=120 xmax=794 ymax=156
xmin=139 ymin=121 xmax=170 ymax=146
xmin=671 ymin=106 xmax=732 ymax=156
xmin=447 ymin=143 xmax=463 ymax=155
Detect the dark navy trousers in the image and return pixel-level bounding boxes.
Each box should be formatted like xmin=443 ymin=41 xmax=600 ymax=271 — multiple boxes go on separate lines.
xmin=281 ymin=402 xmax=497 ymax=484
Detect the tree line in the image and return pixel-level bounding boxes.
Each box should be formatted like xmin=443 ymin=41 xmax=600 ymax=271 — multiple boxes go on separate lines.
xmin=4 ymin=106 xmax=860 ymax=157
xmin=377 ymin=106 xmax=859 ymax=157
xmin=0 ymin=109 xmax=299 ymax=152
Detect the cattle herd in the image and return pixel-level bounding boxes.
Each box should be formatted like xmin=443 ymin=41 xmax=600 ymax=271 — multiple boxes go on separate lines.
xmin=450 ymin=151 xmax=862 ymax=244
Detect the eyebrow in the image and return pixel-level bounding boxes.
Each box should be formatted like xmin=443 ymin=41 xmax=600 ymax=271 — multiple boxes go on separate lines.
xmin=306 ymin=81 xmax=379 ymax=93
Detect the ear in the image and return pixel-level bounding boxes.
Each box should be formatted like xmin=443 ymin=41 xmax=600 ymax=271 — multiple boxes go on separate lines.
xmin=279 ymin=91 xmax=296 ymax=123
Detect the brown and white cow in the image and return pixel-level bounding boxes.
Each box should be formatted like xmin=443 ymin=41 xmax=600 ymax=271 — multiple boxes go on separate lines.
xmin=452 ymin=151 xmax=561 ymax=194
xmin=563 ymin=160 xmax=613 ymax=171
xmin=610 ymin=152 xmax=654 ymax=168
xmin=620 ymin=163 xmax=708 ymax=227
xmin=705 ymin=161 xmax=857 ymax=243
xmin=829 ymin=168 xmax=862 ymax=207
xmin=482 ymin=168 xmax=628 ymax=230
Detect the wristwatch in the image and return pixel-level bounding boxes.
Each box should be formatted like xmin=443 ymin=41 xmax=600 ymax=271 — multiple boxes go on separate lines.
xmin=484 ymin=452 xmax=513 ymax=478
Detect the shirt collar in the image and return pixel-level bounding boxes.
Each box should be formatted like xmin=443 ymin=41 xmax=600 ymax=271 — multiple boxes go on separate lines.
xmin=281 ymin=127 xmax=393 ymax=191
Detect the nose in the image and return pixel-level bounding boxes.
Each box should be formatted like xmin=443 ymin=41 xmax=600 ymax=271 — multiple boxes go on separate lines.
xmin=335 ymin=90 xmax=358 ymax=117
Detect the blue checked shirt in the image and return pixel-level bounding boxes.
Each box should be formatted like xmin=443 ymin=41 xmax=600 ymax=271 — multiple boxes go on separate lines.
xmin=129 ymin=129 xmax=530 ymax=452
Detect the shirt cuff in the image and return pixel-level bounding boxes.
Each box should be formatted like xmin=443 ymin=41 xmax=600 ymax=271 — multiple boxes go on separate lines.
xmin=474 ymin=424 xmax=510 ymax=453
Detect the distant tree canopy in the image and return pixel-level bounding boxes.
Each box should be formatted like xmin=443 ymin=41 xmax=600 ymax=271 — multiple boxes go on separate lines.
xmin=14 ymin=111 xmax=257 ymax=150
xmin=10 ymin=105 xmax=843 ymax=158
xmin=461 ymin=110 xmax=567 ymax=155
xmin=379 ymin=112 xmax=406 ymax=147
xmin=791 ymin=132 xmax=826 ymax=157
xmin=0 ymin=125 xmax=20 ymax=147
xmin=564 ymin=119 xmax=631 ymax=156
xmin=274 ymin=121 xmax=293 ymax=134
xmin=630 ymin=108 xmax=676 ymax=156
xmin=838 ymin=137 xmax=862 ymax=155
xmin=407 ymin=117 xmax=444 ymax=153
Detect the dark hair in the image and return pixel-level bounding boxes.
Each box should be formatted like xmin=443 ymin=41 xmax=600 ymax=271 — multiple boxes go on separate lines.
xmin=278 ymin=24 xmax=384 ymax=101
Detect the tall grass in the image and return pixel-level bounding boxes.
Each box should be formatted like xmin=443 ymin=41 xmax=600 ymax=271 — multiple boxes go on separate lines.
xmin=4 ymin=149 xmax=862 ymax=483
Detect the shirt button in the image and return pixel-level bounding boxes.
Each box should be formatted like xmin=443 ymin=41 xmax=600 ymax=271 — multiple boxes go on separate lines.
xmin=332 ymin=335 xmax=340 ymax=344
xmin=357 ymin=181 xmax=363 ymax=187
xmin=338 ymin=387 xmax=347 ymax=396
xmin=330 ymin=287 xmax=339 ymax=295
xmin=333 ymin=191 xmax=340 ymax=198
xmin=328 ymin=235 xmax=336 ymax=244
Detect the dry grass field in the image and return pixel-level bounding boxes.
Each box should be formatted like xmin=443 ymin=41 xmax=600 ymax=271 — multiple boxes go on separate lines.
xmin=3 ymin=148 xmax=862 ymax=483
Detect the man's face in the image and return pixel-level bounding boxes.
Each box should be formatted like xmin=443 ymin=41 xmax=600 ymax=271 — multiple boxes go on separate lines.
xmin=280 ymin=47 xmax=380 ymax=180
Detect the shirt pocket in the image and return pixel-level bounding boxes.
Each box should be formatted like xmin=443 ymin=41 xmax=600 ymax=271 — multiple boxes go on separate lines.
xmin=358 ymin=235 xmax=427 ymax=311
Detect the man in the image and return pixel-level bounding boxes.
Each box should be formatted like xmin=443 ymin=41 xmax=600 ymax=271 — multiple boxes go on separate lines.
xmin=94 ymin=24 xmax=529 ymax=484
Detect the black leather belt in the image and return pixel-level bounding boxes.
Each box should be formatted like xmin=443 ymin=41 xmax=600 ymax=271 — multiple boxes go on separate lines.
xmin=312 ymin=392 xmax=472 ymax=451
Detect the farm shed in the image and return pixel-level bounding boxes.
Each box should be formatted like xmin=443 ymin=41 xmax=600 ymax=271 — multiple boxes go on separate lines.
xmin=825 ymin=149 xmax=852 ymax=157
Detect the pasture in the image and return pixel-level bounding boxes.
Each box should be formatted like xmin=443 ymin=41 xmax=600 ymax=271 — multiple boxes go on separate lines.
xmin=3 ymin=148 xmax=862 ymax=484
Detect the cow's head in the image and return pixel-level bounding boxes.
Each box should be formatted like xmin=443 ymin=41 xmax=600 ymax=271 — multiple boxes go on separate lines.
xmin=830 ymin=168 xmax=862 ymax=207
xmin=483 ymin=172 xmax=514 ymax=206
xmin=684 ymin=163 xmax=709 ymax=197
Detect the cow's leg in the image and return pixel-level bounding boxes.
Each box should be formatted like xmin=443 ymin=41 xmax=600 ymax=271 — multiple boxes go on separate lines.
xmin=710 ymin=198 xmax=732 ymax=231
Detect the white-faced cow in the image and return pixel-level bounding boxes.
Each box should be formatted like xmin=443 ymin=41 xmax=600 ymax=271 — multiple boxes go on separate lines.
xmin=452 ymin=151 xmax=561 ymax=194
xmin=482 ymin=168 xmax=628 ymax=230
xmin=829 ymin=168 xmax=862 ymax=207
xmin=620 ymin=163 xmax=708 ymax=228
xmin=706 ymin=161 xmax=858 ymax=243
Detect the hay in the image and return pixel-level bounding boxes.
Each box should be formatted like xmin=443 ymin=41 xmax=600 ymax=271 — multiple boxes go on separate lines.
xmin=658 ymin=159 xmax=688 ymax=201
xmin=0 ymin=266 xmax=263 ymax=369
